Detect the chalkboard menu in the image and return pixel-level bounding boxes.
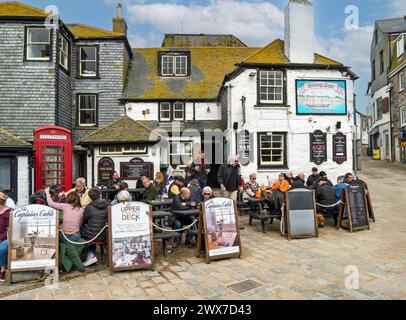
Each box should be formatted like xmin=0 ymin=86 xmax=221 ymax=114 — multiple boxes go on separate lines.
xmin=237 ymin=130 xmax=253 ymax=166
xmin=333 ymin=132 xmax=347 ymax=164
xmin=98 ymin=157 xmax=115 ymax=185
xmin=337 ymin=181 xmax=370 ymax=232
xmin=120 ymin=158 xmax=153 ymax=180
xmin=310 ymin=130 xmax=327 ymax=165
xmin=285 ymin=189 xmax=318 ymax=240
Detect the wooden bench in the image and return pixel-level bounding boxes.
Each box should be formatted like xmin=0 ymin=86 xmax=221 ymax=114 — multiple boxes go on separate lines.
xmin=153 ymin=232 xmax=181 ymax=256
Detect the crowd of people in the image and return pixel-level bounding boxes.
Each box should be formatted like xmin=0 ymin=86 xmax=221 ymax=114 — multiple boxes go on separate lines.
xmin=0 ymin=152 xmax=358 ymax=276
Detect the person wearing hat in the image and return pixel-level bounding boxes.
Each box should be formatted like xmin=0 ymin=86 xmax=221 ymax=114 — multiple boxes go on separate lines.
xmin=306 ymin=167 xmax=320 ymax=189
xmin=168 ymin=176 xmax=185 ymax=199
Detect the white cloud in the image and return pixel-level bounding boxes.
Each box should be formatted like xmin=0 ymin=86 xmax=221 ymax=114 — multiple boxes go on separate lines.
xmin=389 ymin=0 xmax=406 ymax=14
xmin=125 ymin=0 xmax=284 ymax=47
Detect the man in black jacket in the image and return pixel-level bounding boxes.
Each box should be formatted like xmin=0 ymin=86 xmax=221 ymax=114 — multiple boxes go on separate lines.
xmin=291 ymin=172 xmax=306 ymax=189
xmin=81 ymin=187 xmax=109 ymax=267
xmin=315 ymin=177 xmax=337 ymax=227
xmin=217 ymin=155 xmax=242 ymax=201
xmin=306 ymin=167 xmax=320 ymax=189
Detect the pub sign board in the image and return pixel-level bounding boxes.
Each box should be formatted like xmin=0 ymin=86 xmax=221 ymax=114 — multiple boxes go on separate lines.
xmin=120 ymin=158 xmax=153 ymax=180
xmin=98 ymin=157 xmax=115 ymax=185
xmin=108 ymin=202 xmax=154 ymax=273
xmin=333 ymin=132 xmax=347 ymax=164
xmin=237 ymin=129 xmax=253 ymax=166
xmin=197 ymin=198 xmax=242 ymax=264
xmin=310 ymin=130 xmax=327 ymax=165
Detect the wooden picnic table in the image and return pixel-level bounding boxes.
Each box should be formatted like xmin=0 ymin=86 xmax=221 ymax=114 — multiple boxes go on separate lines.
xmin=147 ymin=198 xmax=173 ymax=211
xmin=152 ymin=210 xmax=178 ymax=257
xmin=246 ymin=197 xmax=281 ymax=233
xmin=101 ymin=188 xmax=145 ymax=200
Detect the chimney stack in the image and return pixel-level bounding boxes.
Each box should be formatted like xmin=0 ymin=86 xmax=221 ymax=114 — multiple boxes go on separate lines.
xmin=113 ymin=0 xmax=128 ymax=36
xmin=284 ymin=0 xmax=314 ymax=64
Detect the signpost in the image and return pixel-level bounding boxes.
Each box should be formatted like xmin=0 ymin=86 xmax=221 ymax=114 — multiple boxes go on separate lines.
xmin=197 ymin=198 xmax=242 ymax=264
xmin=310 ymin=130 xmax=327 ymax=165
xmin=98 ymin=157 xmax=115 ymax=185
xmin=108 ymin=202 xmax=154 ymax=273
xmin=333 ymin=132 xmax=347 ymax=164
xmin=284 ymin=189 xmax=318 ymax=240
xmin=7 ymin=205 xmax=58 ymax=284
xmin=120 ymin=158 xmax=153 ymax=180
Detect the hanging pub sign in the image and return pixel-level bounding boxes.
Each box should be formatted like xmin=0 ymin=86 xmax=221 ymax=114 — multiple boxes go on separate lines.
xmin=98 ymin=157 xmax=115 ymax=185
xmin=296 ymin=80 xmax=347 ymax=115
xmin=120 ymin=157 xmax=153 ymax=180
xmin=237 ymin=129 xmax=253 ymax=166
xmin=333 ymin=132 xmax=347 ymax=164
xmin=336 ymin=181 xmax=370 ymax=232
xmin=310 ymin=130 xmax=327 ymax=165
xmin=7 ymin=205 xmax=58 ymax=283
xmin=197 ymin=198 xmax=242 ymax=264
xmin=108 ymin=202 xmax=154 ymax=273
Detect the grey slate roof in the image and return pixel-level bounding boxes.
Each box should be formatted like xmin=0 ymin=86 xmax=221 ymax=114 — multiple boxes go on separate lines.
xmin=377 ymin=17 xmax=406 ymax=33
xmin=0 ymin=128 xmax=31 ymax=148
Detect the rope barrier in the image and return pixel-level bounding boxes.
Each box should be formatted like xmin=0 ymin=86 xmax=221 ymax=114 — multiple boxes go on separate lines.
xmin=152 ymin=218 xmax=199 ymax=232
xmin=315 ymin=201 xmax=343 ymax=208
xmin=59 ymin=225 xmax=109 ymax=245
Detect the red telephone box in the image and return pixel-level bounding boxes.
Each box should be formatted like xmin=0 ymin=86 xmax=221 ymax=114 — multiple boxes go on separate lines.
xmin=34 ymin=126 xmax=72 ymax=192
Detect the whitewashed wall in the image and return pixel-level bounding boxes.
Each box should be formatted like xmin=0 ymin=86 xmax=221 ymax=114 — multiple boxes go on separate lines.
xmin=224 ymin=68 xmax=355 ymax=184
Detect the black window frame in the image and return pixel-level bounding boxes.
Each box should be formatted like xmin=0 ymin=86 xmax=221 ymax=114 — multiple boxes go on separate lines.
xmin=257 ymin=132 xmax=288 ymax=169
xmin=372 ymin=60 xmax=376 ymax=81
xmin=157 ymin=51 xmax=191 ymax=77
xmin=256 ymin=69 xmax=287 ymax=106
xmin=24 ymin=26 xmax=53 ymax=62
xmin=379 ymin=50 xmax=384 ymax=74
xmin=76 ymin=93 xmax=99 ymax=128
xmin=77 ymin=45 xmax=100 ymax=79
xmin=158 ymin=101 xmax=185 ymax=122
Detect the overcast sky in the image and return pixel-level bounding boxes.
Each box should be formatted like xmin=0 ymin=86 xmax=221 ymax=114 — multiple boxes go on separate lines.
xmin=22 ymin=0 xmax=406 ymax=113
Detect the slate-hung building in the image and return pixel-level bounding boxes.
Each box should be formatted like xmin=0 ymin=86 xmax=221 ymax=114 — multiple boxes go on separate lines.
xmin=0 ymin=0 xmax=358 ymax=203
xmin=0 ymin=1 xmax=131 ymax=204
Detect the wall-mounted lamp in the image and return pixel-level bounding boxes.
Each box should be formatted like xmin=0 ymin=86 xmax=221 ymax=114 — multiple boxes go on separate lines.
xmin=336 ymin=121 xmax=341 ymax=129
xmin=207 ymin=106 xmax=211 ymax=113
xmin=87 ymin=148 xmax=92 ymax=158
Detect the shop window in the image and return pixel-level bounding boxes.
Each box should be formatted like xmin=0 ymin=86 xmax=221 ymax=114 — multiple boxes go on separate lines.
xmin=258 ymin=132 xmax=286 ymax=168
xmin=78 ymin=94 xmax=98 ymax=127
xmin=259 ymin=70 xmax=284 ymax=104
xmin=25 ymin=27 xmax=51 ymax=61
xmin=79 ymin=46 xmax=98 ymax=77
xmin=170 ymin=141 xmax=193 ymax=165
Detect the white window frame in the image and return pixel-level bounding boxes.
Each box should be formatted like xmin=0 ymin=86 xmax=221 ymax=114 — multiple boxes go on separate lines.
xmin=258 ymin=132 xmax=285 ymax=167
xmin=401 ymin=106 xmax=406 ymax=127
xmin=170 ymin=140 xmax=193 ymax=165
xmin=173 ymin=102 xmax=185 ymax=121
xmin=99 ymin=146 xmax=122 ymax=155
xmin=161 ymin=55 xmax=188 ymax=76
xmin=396 ymin=34 xmax=405 ymax=58
xmin=100 ymin=145 xmax=147 ymax=155
xmin=78 ymin=94 xmax=97 ymax=127
xmin=59 ymin=33 xmax=69 ymax=70
xmin=79 ymin=46 xmax=98 ymax=77
xmin=400 ymin=70 xmax=405 ymax=92
xmin=26 ymin=27 xmax=51 ymax=61
xmin=376 ymin=98 xmax=383 ymax=121
xmin=259 ymin=70 xmax=284 ymax=104
xmin=159 ymin=102 xmax=171 ymax=122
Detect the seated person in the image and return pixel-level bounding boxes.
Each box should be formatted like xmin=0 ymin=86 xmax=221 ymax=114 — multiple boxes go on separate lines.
xmin=110 ymin=190 xmax=131 ymax=206
xmin=291 ymin=173 xmax=306 ymax=189
xmin=316 ymin=171 xmax=333 ymax=187
xmin=315 ymin=177 xmax=337 ymax=227
xmin=188 ymin=179 xmax=203 ymax=204
xmin=344 ymin=172 xmax=354 ymax=184
xmin=268 ymin=173 xmax=291 ymax=214
xmin=243 ymin=173 xmax=260 ymax=201
xmin=64 ymin=178 xmax=92 ymax=209
xmin=202 ymin=187 xmax=215 ymax=202
xmin=168 ymin=176 xmax=185 ymax=199
xmin=170 ymin=188 xmax=195 ymax=248
xmin=335 ymin=175 xmax=348 ymax=201
xmin=153 ymin=172 xmax=166 ymax=195
xmin=81 ymin=187 xmax=109 ymax=267
xmin=107 ymin=171 xmax=122 ymax=201
xmin=142 ymin=178 xmax=158 ymax=202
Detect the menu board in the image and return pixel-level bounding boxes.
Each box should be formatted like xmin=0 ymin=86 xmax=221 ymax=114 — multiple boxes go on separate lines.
xmin=8 ymin=205 xmax=58 ymax=274
xmin=237 ymin=130 xmax=253 ymax=166
xmin=98 ymin=157 xmax=115 ymax=185
xmin=198 ymin=198 xmax=241 ymax=263
xmin=310 ymin=130 xmax=327 ymax=165
xmin=108 ymin=202 xmax=154 ymax=272
xmin=120 ymin=158 xmax=153 ymax=180
xmin=333 ymin=132 xmax=347 ymax=164
xmin=346 ymin=181 xmax=369 ymax=231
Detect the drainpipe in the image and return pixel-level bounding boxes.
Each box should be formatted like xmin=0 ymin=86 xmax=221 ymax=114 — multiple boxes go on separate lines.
xmin=353 ymin=90 xmax=358 ymax=176
xmin=389 ymin=82 xmax=394 ymax=162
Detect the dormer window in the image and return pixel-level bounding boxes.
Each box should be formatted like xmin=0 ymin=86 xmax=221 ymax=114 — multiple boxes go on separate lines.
xmin=158 ymin=51 xmax=190 ymax=77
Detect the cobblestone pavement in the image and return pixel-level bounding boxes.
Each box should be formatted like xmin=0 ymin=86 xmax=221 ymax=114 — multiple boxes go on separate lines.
xmin=2 ymin=157 xmax=406 ymax=300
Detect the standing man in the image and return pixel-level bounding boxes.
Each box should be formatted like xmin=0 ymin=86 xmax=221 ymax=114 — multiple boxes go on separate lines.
xmin=217 ymin=155 xmax=242 ymax=201
xmin=193 ymin=151 xmax=210 ymax=189
xmin=108 ymin=171 xmax=122 ymax=201
xmin=306 ymin=167 xmax=320 ymax=189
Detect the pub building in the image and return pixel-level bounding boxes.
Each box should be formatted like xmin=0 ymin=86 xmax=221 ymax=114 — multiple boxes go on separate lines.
xmin=1 ymin=0 xmax=358 ymax=200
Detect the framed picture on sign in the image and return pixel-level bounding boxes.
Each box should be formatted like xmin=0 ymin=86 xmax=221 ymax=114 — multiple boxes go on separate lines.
xmin=198 ymin=198 xmax=242 ymax=263
xmin=296 ymin=80 xmax=347 ymax=115
xmin=7 ymin=205 xmax=59 ymax=283
xmin=108 ymin=202 xmax=154 ymax=273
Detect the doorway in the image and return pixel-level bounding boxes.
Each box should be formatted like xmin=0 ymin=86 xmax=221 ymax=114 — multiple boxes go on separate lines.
xmin=0 ymin=156 xmax=17 ymax=201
